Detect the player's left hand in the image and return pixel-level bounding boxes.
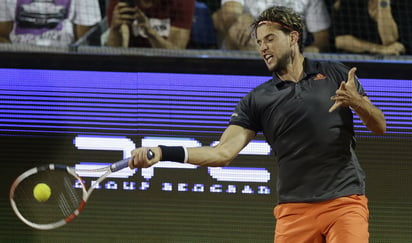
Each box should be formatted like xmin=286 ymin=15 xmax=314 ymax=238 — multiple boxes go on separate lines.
xmin=329 ymin=67 xmax=363 ymax=112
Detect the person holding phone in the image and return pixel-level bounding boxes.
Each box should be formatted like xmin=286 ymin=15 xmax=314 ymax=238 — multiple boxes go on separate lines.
xmin=106 ymin=0 xmax=195 ymax=48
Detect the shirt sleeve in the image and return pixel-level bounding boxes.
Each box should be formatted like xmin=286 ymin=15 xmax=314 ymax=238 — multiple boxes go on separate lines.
xmin=72 ymin=0 xmax=102 ymax=26
xmin=229 ymin=92 xmax=261 ymax=132
xmin=107 ymin=0 xmax=118 ymax=26
xmin=172 ymin=0 xmax=195 ymax=29
xmin=0 ymin=0 xmax=15 ymax=21
xmin=305 ymin=0 xmax=331 ymax=33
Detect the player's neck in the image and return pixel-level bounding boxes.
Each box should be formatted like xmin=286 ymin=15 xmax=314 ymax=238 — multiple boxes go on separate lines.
xmin=277 ymin=53 xmax=305 ymax=83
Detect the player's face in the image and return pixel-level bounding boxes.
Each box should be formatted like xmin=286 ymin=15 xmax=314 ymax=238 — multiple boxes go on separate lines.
xmin=256 ymin=24 xmax=292 ymax=73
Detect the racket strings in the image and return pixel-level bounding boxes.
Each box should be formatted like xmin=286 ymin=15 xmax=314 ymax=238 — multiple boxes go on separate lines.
xmin=11 ymin=169 xmax=85 ymax=225
xmin=58 ymin=177 xmax=83 ymax=217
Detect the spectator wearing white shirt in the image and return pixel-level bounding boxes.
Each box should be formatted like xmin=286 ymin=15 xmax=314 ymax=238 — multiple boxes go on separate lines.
xmin=0 ymin=0 xmax=101 ymax=47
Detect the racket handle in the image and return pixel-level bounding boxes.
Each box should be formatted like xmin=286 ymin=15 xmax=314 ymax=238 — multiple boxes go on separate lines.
xmin=147 ymin=149 xmax=155 ymax=159
xmin=110 ymin=149 xmax=155 ymax=172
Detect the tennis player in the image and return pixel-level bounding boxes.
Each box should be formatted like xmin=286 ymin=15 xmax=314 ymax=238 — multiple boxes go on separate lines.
xmin=129 ymin=6 xmax=386 ymax=243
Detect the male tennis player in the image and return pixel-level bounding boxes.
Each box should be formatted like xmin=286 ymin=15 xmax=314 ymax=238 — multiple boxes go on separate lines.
xmin=129 ymin=6 xmax=386 ymax=243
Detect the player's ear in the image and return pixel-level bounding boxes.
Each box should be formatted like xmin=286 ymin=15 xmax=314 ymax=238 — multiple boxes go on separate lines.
xmin=290 ymin=31 xmax=299 ymax=46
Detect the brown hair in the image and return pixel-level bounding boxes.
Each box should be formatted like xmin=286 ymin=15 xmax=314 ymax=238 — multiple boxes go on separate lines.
xmin=251 ymin=6 xmax=305 ymax=52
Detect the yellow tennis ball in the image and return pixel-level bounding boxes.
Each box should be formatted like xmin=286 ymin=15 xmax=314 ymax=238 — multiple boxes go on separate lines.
xmin=33 ymin=183 xmax=51 ymax=202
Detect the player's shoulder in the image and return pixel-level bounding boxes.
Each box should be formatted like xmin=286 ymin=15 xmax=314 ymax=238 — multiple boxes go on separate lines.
xmin=239 ymin=78 xmax=274 ymax=103
xmin=305 ymin=59 xmax=350 ymax=86
xmin=250 ymin=78 xmax=274 ymax=93
xmin=311 ymin=59 xmax=350 ymax=75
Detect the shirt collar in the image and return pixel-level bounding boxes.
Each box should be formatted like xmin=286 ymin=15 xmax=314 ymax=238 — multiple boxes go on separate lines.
xmin=271 ymin=58 xmax=321 ymax=87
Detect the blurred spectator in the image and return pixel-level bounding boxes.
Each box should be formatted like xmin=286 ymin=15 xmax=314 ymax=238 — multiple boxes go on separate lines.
xmin=212 ymin=0 xmax=331 ymax=52
xmin=98 ymin=0 xmax=108 ymax=18
xmin=196 ymin=0 xmax=220 ymax=13
xmin=0 ymin=0 xmax=102 ymax=47
xmin=333 ymin=0 xmax=405 ymax=55
xmin=106 ymin=0 xmax=195 ymax=49
xmin=390 ymin=0 xmax=411 ymax=55
xmin=188 ymin=0 xmax=218 ymax=49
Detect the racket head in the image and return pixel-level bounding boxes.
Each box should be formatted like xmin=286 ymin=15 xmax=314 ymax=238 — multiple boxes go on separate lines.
xmin=9 ymin=164 xmax=87 ymax=230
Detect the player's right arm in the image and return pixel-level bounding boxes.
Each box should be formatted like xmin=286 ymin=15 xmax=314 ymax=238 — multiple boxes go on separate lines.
xmin=129 ymin=125 xmax=256 ymax=168
xmin=186 ymin=125 xmax=256 ymax=166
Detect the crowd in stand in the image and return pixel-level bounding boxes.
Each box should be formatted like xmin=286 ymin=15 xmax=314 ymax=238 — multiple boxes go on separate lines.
xmin=0 ymin=0 xmax=410 ymax=55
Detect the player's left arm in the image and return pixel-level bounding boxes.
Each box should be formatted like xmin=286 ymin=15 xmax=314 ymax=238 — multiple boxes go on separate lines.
xmin=329 ymin=67 xmax=386 ymax=135
xmin=351 ymin=94 xmax=386 ymax=135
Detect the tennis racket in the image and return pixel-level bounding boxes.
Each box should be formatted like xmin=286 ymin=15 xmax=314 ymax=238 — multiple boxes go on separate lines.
xmin=9 ymin=149 xmax=154 ymax=230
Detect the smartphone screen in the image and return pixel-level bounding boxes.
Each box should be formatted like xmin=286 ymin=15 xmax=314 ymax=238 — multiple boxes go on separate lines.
xmin=120 ymin=0 xmax=136 ymax=7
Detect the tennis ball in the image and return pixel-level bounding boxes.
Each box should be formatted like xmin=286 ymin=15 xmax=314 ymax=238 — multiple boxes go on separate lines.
xmin=33 ymin=183 xmax=51 ymax=202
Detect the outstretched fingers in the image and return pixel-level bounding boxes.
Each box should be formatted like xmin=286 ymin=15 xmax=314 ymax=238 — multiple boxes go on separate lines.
xmin=329 ymin=67 xmax=357 ymax=113
xmin=347 ymin=67 xmax=357 ymax=86
xmin=329 ymin=99 xmax=342 ymax=113
xmin=329 ymin=81 xmax=346 ymax=112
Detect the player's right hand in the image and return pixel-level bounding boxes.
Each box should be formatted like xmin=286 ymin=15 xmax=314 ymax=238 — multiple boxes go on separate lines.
xmin=129 ymin=147 xmax=161 ymax=168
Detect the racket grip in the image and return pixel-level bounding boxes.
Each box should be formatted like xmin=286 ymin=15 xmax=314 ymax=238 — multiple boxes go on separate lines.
xmin=110 ymin=149 xmax=155 ymax=172
xmin=147 ymin=149 xmax=154 ymax=159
